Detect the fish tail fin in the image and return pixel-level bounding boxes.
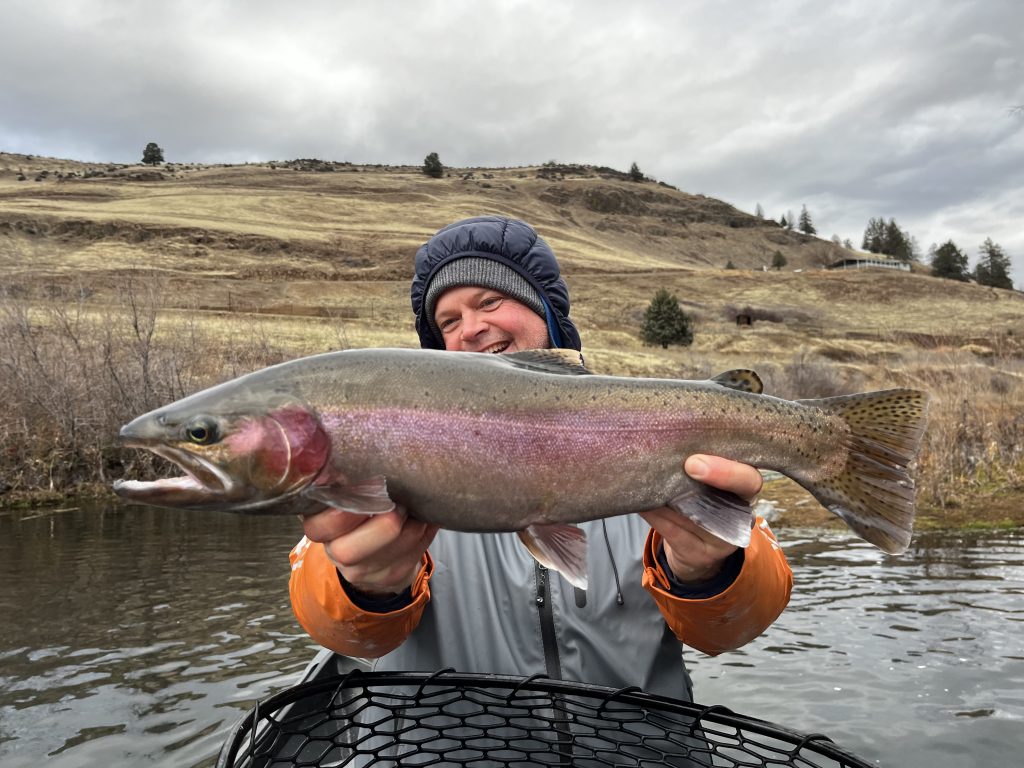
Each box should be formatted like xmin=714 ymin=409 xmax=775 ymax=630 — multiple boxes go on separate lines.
xmin=797 ymin=389 xmax=929 ymax=554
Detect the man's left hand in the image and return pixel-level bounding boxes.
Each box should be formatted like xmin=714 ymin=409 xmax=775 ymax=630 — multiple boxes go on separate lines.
xmin=639 ymin=455 xmax=762 ymax=584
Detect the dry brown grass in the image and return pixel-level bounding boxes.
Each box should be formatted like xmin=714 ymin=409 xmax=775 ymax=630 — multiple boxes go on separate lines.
xmin=1 ymin=155 xmax=1022 ymax=526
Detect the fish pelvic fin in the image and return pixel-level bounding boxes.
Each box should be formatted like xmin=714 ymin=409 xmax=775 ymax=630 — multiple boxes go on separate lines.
xmin=667 ymin=486 xmax=754 ymax=548
xmin=797 ymin=389 xmax=930 ymax=555
xmin=518 ymin=524 xmax=589 ymax=589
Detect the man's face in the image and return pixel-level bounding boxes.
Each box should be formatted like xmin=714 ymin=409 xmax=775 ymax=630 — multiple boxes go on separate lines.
xmin=433 ymin=285 xmax=550 ymax=353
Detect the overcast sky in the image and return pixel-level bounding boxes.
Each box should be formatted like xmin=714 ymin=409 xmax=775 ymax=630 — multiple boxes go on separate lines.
xmin=3 ymin=0 xmax=1023 ymax=284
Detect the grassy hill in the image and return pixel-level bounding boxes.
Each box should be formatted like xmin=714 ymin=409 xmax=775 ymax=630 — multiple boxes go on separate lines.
xmin=1 ymin=152 xmax=1022 ymax=528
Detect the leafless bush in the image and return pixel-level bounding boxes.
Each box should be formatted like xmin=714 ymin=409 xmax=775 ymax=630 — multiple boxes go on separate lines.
xmin=0 ymin=279 xmax=288 ymax=496
xmin=766 ymin=348 xmax=863 ymax=400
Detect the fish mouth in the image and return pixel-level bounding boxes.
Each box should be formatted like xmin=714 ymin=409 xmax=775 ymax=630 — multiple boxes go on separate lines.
xmin=113 ymin=440 xmax=238 ymax=508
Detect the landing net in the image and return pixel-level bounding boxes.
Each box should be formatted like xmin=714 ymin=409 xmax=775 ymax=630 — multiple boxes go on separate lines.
xmin=217 ymin=671 xmax=872 ymax=768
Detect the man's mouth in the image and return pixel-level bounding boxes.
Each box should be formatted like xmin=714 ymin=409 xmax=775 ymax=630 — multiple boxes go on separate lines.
xmin=479 ymin=341 xmax=511 ymax=354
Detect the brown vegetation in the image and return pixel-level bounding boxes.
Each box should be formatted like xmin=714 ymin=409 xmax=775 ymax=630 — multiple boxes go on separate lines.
xmin=1 ymin=153 xmax=1022 ymax=530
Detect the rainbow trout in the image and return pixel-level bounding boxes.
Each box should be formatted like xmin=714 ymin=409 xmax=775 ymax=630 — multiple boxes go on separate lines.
xmin=114 ymin=348 xmax=929 ymax=588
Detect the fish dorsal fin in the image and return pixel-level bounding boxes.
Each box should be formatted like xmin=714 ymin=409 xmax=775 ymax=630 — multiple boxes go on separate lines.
xmin=500 ymin=349 xmax=591 ymax=375
xmin=711 ymin=369 xmax=763 ymax=394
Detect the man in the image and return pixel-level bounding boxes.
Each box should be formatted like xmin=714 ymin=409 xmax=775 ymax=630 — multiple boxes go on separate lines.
xmin=290 ymin=215 xmax=792 ymax=699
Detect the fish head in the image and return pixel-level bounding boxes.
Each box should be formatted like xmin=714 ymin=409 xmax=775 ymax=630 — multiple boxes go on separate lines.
xmin=113 ymin=386 xmax=331 ymax=512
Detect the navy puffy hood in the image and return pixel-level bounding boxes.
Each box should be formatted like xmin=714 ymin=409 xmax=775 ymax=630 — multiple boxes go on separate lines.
xmin=411 ymin=216 xmax=582 ymax=351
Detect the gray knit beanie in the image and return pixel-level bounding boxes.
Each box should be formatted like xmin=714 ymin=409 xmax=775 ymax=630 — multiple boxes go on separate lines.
xmin=423 ymin=257 xmax=547 ymax=342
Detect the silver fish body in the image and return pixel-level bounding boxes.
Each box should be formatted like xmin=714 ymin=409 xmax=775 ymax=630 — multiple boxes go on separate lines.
xmin=114 ymin=348 xmax=930 ymax=587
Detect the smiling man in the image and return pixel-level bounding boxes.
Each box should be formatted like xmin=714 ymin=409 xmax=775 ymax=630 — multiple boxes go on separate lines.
xmin=288 ymin=215 xmax=793 ymax=700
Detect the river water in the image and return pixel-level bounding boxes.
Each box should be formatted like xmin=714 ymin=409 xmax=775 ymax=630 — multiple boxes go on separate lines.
xmin=0 ymin=505 xmax=1020 ymax=767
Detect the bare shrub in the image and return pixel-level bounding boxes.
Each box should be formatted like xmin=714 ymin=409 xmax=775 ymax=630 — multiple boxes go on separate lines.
xmin=0 ymin=280 xmax=288 ymax=496
xmin=768 ymin=348 xmax=862 ymax=400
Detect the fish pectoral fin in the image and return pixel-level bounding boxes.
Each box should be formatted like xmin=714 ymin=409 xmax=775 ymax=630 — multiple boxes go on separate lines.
xmin=518 ymin=524 xmax=589 ymax=590
xmin=303 ymin=474 xmax=396 ymax=515
xmin=668 ymin=484 xmax=754 ymax=548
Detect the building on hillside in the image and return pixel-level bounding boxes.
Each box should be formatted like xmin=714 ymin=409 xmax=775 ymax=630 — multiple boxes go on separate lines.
xmin=827 ymin=255 xmax=911 ymax=272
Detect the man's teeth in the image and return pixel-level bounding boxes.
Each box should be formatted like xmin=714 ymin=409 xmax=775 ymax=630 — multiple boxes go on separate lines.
xmin=484 ymin=342 xmax=509 ymax=353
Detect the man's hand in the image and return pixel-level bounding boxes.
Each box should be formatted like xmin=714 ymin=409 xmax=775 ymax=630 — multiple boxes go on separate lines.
xmin=640 ymin=455 xmax=763 ymax=584
xmin=301 ymin=507 xmax=439 ymax=598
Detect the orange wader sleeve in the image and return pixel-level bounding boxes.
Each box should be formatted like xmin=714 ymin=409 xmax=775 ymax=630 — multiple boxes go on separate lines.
xmin=288 ymin=536 xmax=433 ymax=658
xmin=642 ymin=518 xmax=793 ymax=656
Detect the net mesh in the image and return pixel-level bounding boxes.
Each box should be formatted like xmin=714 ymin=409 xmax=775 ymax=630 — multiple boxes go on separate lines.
xmin=218 ymin=671 xmax=872 ymax=768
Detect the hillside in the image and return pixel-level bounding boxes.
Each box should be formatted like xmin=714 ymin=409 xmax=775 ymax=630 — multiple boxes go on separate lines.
xmin=1 ymin=152 xmax=1022 ymax=526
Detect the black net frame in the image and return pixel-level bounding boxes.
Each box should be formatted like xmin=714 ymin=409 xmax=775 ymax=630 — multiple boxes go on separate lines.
xmin=217 ymin=670 xmax=873 ymax=768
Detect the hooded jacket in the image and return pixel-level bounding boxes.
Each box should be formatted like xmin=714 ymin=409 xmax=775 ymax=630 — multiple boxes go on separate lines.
xmin=411 ymin=215 xmax=582 ymax=351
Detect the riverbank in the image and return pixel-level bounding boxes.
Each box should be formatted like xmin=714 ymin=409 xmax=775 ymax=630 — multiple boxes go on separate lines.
xmin=3 ymin=481 xmax=1022 ymax=534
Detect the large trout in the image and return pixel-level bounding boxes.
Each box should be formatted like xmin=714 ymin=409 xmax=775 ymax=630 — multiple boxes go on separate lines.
xmin=114 ymin=348 xmax=929 ymax=588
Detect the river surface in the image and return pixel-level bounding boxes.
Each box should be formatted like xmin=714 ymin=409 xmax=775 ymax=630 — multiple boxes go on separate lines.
xmin=0 ymin=505 xmax=1021 ymax=767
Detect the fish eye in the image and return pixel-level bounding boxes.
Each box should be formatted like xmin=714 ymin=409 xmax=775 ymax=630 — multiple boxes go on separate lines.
xmin=185 ymin=419 xmax=219 ymax=445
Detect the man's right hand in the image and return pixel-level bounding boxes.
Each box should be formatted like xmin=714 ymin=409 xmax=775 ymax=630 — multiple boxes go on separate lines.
xmin=301 ymin=507 xmax=439 ymax=598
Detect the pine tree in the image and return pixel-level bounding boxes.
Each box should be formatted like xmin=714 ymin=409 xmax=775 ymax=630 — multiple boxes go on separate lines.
xmin=725 ymin=259 xmax=737 ymax=269
xmin=785 ymin=211 xmax=795 ymax=231
xmin=778 ymin=214 xmax=788 ymax=228
xmin=771 ymin=250 xmax=787 ymax=270
xmin=141 ymin=142 xmax=164 ymax=165
xmin=975 ymin=238 xmax=1013 ymax=289
xmin=882 ymin=218 xmax=912 ymax=261
xmin=641 ymin=289 xmax=693 ymax=349
xmin=931 ymin=240 xmax=970 ymax=281
xmin=862 ymin=217 xmax=885 ymax=253
xmin=798 ymin=205 xmax=816 ymax=235
xmin=755 ymin=203 xmax=764 ymax=218
xmin=422 ymin=152 xmax=444 ymax=178
xmin=628 ymin=162 xmax=644 ymax=182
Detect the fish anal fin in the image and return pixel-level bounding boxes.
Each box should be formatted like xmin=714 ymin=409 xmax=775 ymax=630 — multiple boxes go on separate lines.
xmin=668 ymin=485 xmax=754 ymax=547
xmin=711 ymin=369 xmax=763 ymax=394
xmin=303 ymin=474 xmax=396 ymax=515
xmin=518 ymin=524 xmax=589 ymax=589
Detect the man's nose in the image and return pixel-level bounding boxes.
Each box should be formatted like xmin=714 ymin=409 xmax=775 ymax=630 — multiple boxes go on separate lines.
xmin=460 ymin=311 xmax=487 ymax=339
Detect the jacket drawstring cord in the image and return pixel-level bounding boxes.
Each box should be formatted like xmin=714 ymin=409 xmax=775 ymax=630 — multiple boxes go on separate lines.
xmin=602 ymin=520 xmax=625 ymax=606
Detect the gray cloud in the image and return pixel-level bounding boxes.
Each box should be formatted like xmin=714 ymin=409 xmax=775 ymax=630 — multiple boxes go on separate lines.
xmin=2 ymin=0 xmax=1022 ymax=281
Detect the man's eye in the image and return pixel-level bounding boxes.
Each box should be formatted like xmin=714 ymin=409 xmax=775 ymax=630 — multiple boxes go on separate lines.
xmin=438 ymin=317 xmax=458 ymax=332
xmin=480 ymin=296 xmax=502 ymax=309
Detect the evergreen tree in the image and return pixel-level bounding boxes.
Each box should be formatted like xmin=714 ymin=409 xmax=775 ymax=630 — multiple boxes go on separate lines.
xmin=755 ymin=203 xmax=764 ymax=218
xmin=785 ymin=210 xmax=795 ymax=231
xmin=771 ymin=250 xmax=787 ymax=270
xmin=862 ymin=217 xmax=885 ymax=253
xmin=142 ymin=142 xmax=164 ymax=165
xmin=930 ymin=239 xmax=970 ymax=281
xmin=975 ymin=238 xmax=1013 ymax=289
xmin=843 ymin=238 xmax=853 ymax=249
xmin=640 ymin=289 xmax=693 ymax=349
xmin=628 ymin=162 xmax=644 ymax=182
xmin=725 ymin=259 xmax=736 ymax=269
xmin=798 ymin=205 xmax=816 ymax=235
xmin=778 ymin=214 xmax=788 ymax=228
xmin=422 ymin=152 xmax=444 ymax=178
xmin=882 ymin=218 xmax=912 ymax=261
xmin=862 ymin=217 xmax=913 ymax=260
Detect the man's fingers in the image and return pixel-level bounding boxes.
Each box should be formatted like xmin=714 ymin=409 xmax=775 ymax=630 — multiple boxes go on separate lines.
xmin=685 ymin=455 xmax=763 ymax=501
xmin=326 ymin=510 xmax=408 ymax=568
xmin=301 ymin=508 xmax=373 ymax=542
